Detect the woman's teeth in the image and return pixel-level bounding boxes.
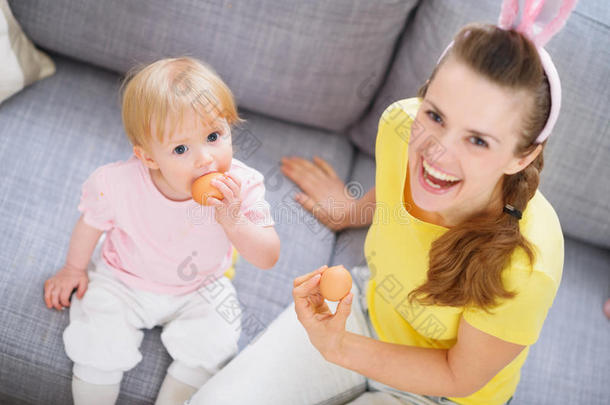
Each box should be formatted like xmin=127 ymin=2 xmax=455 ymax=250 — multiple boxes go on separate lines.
xmin=422 ymin=159 xmax=461 ymax=182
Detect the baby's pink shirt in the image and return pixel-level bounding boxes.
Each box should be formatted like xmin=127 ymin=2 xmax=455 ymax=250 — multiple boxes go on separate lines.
xmin=78 ymin=155 xmax=274 ymax=296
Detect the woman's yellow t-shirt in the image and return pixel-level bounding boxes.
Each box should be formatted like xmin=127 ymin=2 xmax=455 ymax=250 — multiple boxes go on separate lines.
xmin=364 ymin=98 xmax=564 ymax=405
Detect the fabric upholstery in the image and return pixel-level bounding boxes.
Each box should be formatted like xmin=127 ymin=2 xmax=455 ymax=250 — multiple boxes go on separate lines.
xmin=8 ymin=0 xmax=419 ymax=132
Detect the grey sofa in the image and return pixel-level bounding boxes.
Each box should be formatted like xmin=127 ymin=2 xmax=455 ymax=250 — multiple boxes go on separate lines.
xmin=1 ymin=1 xmax=608 ymax=404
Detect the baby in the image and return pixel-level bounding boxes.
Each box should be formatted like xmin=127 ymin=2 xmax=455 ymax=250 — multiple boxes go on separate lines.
xmin=43 ymin=57 xmax=280 ymax=405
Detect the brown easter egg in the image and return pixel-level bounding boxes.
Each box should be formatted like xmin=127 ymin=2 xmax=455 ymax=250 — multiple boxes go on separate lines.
xmin=320 ymin=265 xmax=352 ymax=301
xmin=191 ymin=172 xmax=224 ymax=205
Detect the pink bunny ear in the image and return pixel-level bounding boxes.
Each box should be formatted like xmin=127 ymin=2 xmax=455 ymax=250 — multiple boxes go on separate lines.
xmin=534 ymin=0 xmax=578 ymax=47
xmin=497 ymin=0 xmax=579 ymax=47
xmin=498 ymin=0 xmax=520 ymax=29
xmin=517 ymin=0 xmax=546 ymax=38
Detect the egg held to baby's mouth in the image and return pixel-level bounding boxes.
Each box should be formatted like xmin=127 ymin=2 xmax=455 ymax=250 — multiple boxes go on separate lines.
xmin=191 ymin=172 xmax=224 ymax=205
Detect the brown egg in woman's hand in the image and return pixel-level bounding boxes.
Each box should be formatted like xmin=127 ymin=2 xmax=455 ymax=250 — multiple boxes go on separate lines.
xmin=320 ymin=265 xmax=352 ymax=301
xmin=192 ymin=172 xmax=224 ymax=205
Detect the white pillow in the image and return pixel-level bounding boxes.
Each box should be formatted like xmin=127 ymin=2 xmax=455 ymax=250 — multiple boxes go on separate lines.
xmin=0 ymin=0 xmax=55 ymax=104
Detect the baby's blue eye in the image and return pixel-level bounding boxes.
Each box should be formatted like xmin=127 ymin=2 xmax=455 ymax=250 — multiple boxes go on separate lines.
xmin=469 ymin=136 xmax=488 ymax=148
xmin=174 ymin=145 xmax=188 ymax=155
xmin=207 ymin=132 xmax=219 ymax=142
xmin=426 ymin=110 xmax=442 ymax=124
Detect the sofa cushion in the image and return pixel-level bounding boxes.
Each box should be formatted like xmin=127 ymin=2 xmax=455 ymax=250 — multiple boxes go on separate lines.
xmin=348 ymin=0 xmax=610 ymax=249
xmin=0 ymin=52 xmax=356 ymax=404
xmin=8 ymin=0 xmax=419 ymax=133
xmin=0 ymin=0 xmax=55 ymax=104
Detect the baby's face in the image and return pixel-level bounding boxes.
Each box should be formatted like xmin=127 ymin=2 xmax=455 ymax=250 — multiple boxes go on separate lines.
xmin=145 ymin=108 xmax=233 ymax=201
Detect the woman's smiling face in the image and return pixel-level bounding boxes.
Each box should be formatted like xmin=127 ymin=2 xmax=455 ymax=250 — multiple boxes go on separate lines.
xmin=408 ymin=56 xmax=538 ymax=226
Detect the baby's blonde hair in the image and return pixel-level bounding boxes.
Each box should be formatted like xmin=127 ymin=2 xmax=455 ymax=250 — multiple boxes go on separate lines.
xmin=121 ymin=57 xmax=241 ymax=151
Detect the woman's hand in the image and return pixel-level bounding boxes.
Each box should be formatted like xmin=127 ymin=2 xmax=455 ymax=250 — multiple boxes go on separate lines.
xmin=208 ymin=172 xmax=244 ymax=227
xmin=44 ymin=265 xmax=88 ymax=311
xmin=293 ymin=265 xmax=354 ymax=361
xmin=281 ymin=156 xmax=356 ymax=231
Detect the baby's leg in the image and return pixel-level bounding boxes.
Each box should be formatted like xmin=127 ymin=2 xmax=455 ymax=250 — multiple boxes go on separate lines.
xmin=72 ymin=375 xmax=121 ymax=405
xmin=154 ymin=367 xmax=209 ymax=405
xmin=186 ymin=281 xmax=371 ymax=405
xmin=63 ymin=280 xmax=146 ymax=405
xmin=156 ymin=275 xmax=241 ymax=404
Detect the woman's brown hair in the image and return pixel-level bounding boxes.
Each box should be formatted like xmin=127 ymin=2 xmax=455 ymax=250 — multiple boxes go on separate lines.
xmin=408 ymin=23 xmax=551 ymax=312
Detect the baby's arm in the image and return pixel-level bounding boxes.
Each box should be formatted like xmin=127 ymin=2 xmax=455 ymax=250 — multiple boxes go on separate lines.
xmin=65 ymin=215 xmax=104 ymax=271
xmin=43 ymin=215 xmax=104 ymax=310
xmin=207 ymin=173 xmax=280 ymax=269
xmin=221 ymin=221 xmax=280 ymax=270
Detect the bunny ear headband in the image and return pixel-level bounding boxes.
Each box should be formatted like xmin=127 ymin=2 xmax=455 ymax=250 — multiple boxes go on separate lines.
xmin=437 ymin=0 xmax=578 ymax=144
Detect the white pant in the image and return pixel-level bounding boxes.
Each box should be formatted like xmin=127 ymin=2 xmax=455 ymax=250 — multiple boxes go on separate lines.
xmin=63 ymin=248 xmax=241 ymax=386
xmin=187 ymin=267 xmax=460 ymax=405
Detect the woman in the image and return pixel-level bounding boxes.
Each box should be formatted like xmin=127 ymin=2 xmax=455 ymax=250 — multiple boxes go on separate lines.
xmin=187 ymin=1 xmax=573 ymax=404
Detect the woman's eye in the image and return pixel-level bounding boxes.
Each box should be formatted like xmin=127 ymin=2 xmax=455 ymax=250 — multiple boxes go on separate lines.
xmin=207 ymin=132 xmax=219 ymax=142
xmin=426 ymin=110 xmax=442 ymax=124
xmin=173 ymin=145 xmax=188 ymax=155
xmin=469 ymin=136 xmax=489 ymax=148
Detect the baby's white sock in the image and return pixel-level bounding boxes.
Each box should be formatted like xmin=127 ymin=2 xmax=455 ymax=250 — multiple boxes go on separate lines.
xmin=72 ymin=375 xmax=120 ymax=405
xmin=154 ymin=373 xmax=199 ymax=405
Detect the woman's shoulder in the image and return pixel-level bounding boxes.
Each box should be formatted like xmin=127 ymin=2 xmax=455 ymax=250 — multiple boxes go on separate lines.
xmin=375 ymin=97 xmax=422 ymax=156
xmin=379 ymin=97 xmax=422 ymax=127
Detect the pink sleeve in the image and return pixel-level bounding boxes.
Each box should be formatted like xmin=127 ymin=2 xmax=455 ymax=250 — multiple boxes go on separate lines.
xmin=239 ymin=169 xmax=275 ymax=227
xmin=77 ymin=165 xmax=115 ymax=231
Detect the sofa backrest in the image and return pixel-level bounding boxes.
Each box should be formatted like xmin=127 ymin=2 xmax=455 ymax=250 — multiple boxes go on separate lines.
xmin=348 ymin=0 xmax=610 ymax=249
xmin=8 ymin=0 xmax=419 ymax=133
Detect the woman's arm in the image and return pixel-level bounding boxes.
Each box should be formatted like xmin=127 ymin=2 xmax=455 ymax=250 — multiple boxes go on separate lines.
xmin=329 ymin=317 xmax=525 ymax=397
xmin=347 ymin=186 xmax=375 ymax=229
xmin=293 ymin=268 xmax=525 ymax=398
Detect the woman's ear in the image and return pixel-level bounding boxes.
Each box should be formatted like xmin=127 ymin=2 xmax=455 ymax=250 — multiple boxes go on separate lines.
xmin=133 ymin=145 xmax=160 ymax=170
xmin=504 ymin=143 xmax=542 ymax=175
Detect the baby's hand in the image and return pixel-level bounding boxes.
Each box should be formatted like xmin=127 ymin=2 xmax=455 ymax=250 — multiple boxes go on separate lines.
xmin=207 ymin=173 xmax=244 ymax=227
xmin=43 ymin=265 xmax=88 ymax=311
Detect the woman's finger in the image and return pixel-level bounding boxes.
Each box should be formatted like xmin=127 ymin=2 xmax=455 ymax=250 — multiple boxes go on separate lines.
xmin=293 ymin=265 xmax=327 ymax=288
xmin=286 ymin=157 xmax=325 ymax=179
xmin=294 ymin=193 xmax=318 ymax=214
xmin=293 ymin=273 xmax=322 ymax=322
xmin=313 ymin=156 xmax=338 ymax=178
xmin=281 ymin=163 xmax=318 ymax=190
xmin=331 ymin=293 xmax=353 ymax=330
xmin=293 ymin=272 xmax=322 ymax=300
xmin=295 ymin=194 xmax=335 ymax=229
